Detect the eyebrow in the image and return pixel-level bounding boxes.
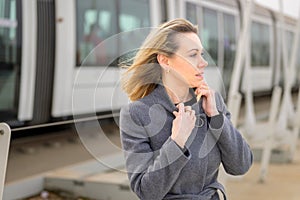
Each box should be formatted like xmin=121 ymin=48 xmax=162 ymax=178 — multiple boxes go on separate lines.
xmin=187 ymin=48 xmax=203 ymax=53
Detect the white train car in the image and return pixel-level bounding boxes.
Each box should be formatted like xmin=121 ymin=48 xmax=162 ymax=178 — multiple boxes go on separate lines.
xmin=0 ymin=0 xmax=299 ymax=128
xmin=53 ymin=0 xmax=162 ymax=118
xmin=0 ymin=0 xmax=164 ymax=127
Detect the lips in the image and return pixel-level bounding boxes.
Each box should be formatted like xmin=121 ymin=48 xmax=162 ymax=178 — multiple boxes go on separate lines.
xmin=195 ymin=73 xmax=204 ymax=78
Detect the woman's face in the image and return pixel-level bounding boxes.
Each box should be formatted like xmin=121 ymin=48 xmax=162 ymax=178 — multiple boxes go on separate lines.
xmin=167 ymin=32 xmax=208 ymax=88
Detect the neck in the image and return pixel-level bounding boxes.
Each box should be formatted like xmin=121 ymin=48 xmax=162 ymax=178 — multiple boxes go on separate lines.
xmin=162 ymin=75 xmax=191 ymax=104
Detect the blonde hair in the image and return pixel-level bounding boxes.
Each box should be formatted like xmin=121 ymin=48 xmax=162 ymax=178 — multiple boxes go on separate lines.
xmin=121 ymin=18 xmax=198 ymax=101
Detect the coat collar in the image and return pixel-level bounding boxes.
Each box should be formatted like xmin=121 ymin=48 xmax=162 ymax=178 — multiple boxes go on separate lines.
xmin=149 ymin=83 xmax=203 ymax=114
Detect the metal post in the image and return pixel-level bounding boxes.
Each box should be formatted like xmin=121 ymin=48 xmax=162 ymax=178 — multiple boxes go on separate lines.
xmin=243 ymin=33 xmax=256 ymax=132
xmin=0 ymin=123 xmax=11 ymax=200
xmin=289 ymin=3 xmax=300 ymax=80
xmin=220 ymin=1 xmax=253 ymax=185
xmin=290 ymin=88 xmax=300 ymax=161
xmin=277 ymin=0 xmax=295 ymax=129
xmin=288 ymin=2 xmax=300 ymax=162
xmin=227 ymin=92 xmax=242 ymax=127
xmin=228 ymin=0 xmax=253 ymax=110
xmin=224 ymin=0 xmax=253 ymax=180
xmin=259 ymin=0 xmax=297 ymax=182
xmin=259 ymin=86 xmax=282 ymax=182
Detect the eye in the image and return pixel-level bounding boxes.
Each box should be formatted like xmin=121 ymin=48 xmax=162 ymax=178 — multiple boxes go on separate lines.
xmin=190 ymin=53 xmax=197 ymax=57
xmin=201 ymin=52 xmax=205 ymax=56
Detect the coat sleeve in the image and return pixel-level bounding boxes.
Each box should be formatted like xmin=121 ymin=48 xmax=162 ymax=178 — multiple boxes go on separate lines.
xmin=210 ymin=93 xmax=253 ymax=175
xmin=120 ymin=103 xmax=191 ymax=200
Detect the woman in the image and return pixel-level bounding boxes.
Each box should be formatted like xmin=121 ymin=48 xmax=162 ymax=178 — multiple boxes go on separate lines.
xmin=120 ymin=18 xmax=252 ymax=200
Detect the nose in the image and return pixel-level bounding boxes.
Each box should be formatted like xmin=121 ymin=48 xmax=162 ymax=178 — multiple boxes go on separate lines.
xmin=197 ymin=54 xmax=208 ymax=69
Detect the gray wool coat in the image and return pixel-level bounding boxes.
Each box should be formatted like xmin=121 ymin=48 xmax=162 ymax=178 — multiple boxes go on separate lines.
xmin=120 ymin=84 xmax=253 ymax=200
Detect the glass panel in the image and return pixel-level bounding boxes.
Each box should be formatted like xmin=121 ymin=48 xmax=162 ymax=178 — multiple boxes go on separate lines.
xmin=119 ymin=0 xmax=150 ymax=32
xmin=284 ymin=31 xmax=300 ymax=84
xmin=251 ymin=21 xmax=270 ymax=67
xmin=0 ymin=0 xmax=20 ymax=114
xmin=76 ymin=0 xmax=117 ymax=66
xmin=223 ymin=13 xmax=236 ymax=90
xmin=285 ymin=30 xmax=294 ymax=57
xmin=118 ymin=0 xmax=150 ymax=65
xmin=186 ymin=2 xmax=197 ymax=25
xmin=202 ymin=7 xmax=218 ymax=65
xmin=76 ymin=0 xmax=151 ymax=67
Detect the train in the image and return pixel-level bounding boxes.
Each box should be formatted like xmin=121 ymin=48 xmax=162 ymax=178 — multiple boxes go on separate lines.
xmin=0 ymin=0 xmax=299 ymax=128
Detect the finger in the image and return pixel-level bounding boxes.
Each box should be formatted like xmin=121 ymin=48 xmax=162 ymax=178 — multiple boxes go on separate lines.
xmin=200 ymin=79 xmax=208 ymax=85
xmin=176 ymin=103 xmax=183 ymax=109
xmin=185 ymin=110 xmax=195 ymax=118
xmin=191 ymin=110 xmax=195 ymax=116
xmin=195 ymin=85 xmax=203 ymax=92
xmin=198 ymin=85 xmax=209 ymax=91
xmin=199 ymin=86 xmax=214 ymax=95
xmin=192 ymin=115 xmax=196 ymax=124
xmin=201 ymin=82 xmax=209 ymax=88
xmin=195 ymin=85 xmax=209 ymax=96
xmin=178 ymin=103 xmax=184 ymax=113
xmin=173 ymin=111 xmax=179 ymax=117
xmin=184 ymin=106 xmax=192 ymax=112
xmin=196 ymin=80 xmax=208 ymax=88
xmin=188 ymin=110 xmax=195 ymax=117
xmin=199 ymin=89 xmax=210 ymax=98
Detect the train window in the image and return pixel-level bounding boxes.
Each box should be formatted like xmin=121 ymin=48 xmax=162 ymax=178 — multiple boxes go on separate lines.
xmin=202 ymin=7 xmax=218 ymax=65
xmin=119 ymin=0 xmax=150 ymax=62
xmin=76 ymin=0 xmax=117 ymax=66
xmin=119 ymin=0 xmax=150 ymax=32
xmin=287 ymin=31 xmax=300 ymax=84
xmin=76 ymin=0 xmax=151 ymax=67
xmin=251 ymin=21 xmax=270 ymax=67
xmin=286 ymin=31 xmax=294 ymax=57
xmin=0 ymin=0 xmax=18 ymax=64
xmin=0 ymin=0 xmax=21 ymax=116
xmin=186 ymin=2 xmax=197 ymax=25
xmin=223 ymin=13 xmax=236 ymax=90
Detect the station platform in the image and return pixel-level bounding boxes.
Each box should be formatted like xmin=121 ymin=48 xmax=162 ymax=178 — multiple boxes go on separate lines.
xmin=3 ymin=94 xmax=300 ymax=199
xmin=4 ymin=132 xmax=300 ymax=200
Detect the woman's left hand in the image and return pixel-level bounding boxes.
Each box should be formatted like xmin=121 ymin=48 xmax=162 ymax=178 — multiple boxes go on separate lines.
xmin=195 ymin=81 xmax=219 ymax=117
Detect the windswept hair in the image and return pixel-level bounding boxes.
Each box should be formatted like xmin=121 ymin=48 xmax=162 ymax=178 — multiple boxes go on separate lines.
xmin=121 ymin=18 xmax=198 ymax=101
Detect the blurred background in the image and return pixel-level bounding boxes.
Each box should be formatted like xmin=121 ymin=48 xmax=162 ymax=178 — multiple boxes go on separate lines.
xmin=0 ymin=0 xmax=300 ymax=199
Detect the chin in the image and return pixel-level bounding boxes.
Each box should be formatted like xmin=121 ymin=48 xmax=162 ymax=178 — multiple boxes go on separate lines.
xmin=189 ymin=81 xmax=199 ymax=88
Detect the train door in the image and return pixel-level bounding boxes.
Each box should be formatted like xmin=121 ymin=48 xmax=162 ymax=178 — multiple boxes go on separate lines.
xmin=0 ymin=0 xmax=36 ymax=126
xmin=242 ymin=7 xmax=275 ymax=93
xmin=274 ymin=18 xmax=300 ymax=89
xmin=53 ymin=0 xmax=163 ymax=117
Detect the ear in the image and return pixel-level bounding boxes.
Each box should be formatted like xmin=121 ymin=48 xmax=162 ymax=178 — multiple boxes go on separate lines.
xmin=157 ymin=54 xmax=169 ymax=69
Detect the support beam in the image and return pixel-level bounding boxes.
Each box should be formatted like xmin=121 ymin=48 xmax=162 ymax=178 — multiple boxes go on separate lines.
xmin=243 ymin=34 xmax=256 ymax=132
xmin=0 ymin=123 xmax=11 ymax=200
xmin=219 ymin=0 xmax=253 ymax=186
xmin=259 ymin=86 xmax=282 ymax=182
xmin=289 ymin=3 xmax=300 ymax=79
xmin=228 ymin=0 xmax=253 ymax=109
xmin=277 ymin=0 xmax=296 ymax=129
xmin=290 ymin=88 xmax=300 ymax=161
xmin=288 ymin=1 xmax=300 ymax=162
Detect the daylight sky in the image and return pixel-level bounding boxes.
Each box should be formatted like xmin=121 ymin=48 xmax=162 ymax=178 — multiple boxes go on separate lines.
xmin=255 ymin=0 xmax=300 ymax=18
